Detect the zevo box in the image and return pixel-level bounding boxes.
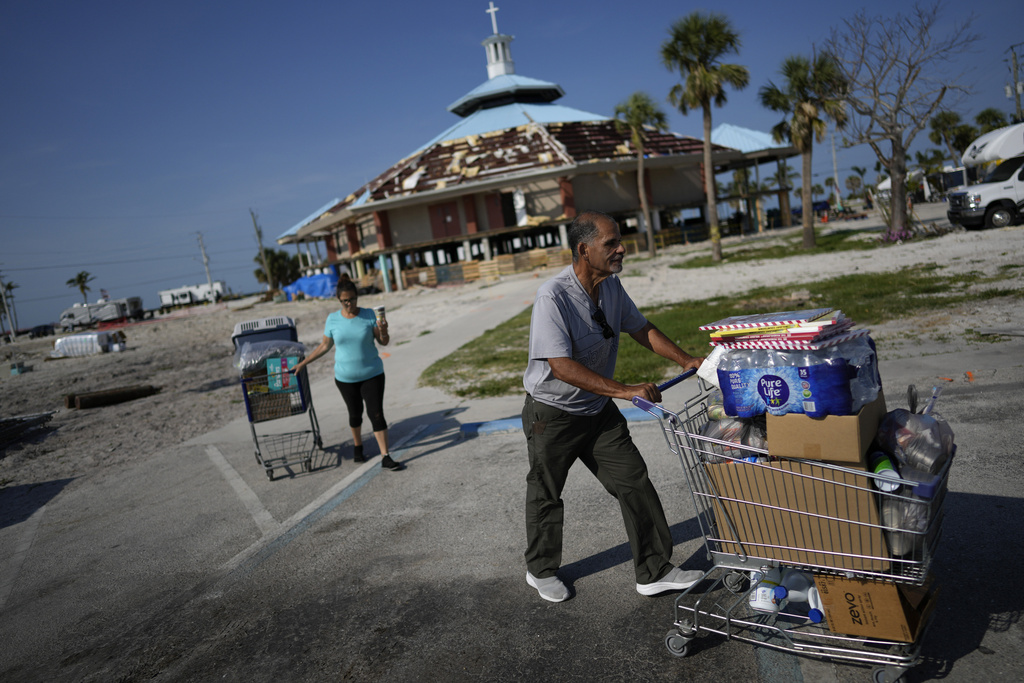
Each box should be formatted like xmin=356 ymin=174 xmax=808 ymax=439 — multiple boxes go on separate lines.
xmin=814 ymin=573 xmax=938 ymax=643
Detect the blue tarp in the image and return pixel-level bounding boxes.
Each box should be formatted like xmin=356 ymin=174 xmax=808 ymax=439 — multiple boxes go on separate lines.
xmin=283 ymin=273 xmax=338 ymax=301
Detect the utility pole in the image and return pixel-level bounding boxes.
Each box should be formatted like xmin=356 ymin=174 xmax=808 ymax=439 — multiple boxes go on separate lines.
xmin=196 ymin=232 xmax=215 ymax=302
xmin=0 ymin=270 xmax=14 ymax=342
xmin=1008 ymin=43 xmax=1023 ymax=123
xmin=250 ymin=209 xmax=272 ymax=292
xmin=831 ymin=127 xmax=842 ymax=212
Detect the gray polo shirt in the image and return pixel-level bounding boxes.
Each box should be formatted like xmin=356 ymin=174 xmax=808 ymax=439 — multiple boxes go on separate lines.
xmin=523 ymin=265 xmax=647 ymax=415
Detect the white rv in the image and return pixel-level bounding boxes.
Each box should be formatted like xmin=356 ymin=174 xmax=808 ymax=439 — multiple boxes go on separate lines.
xmin=59 ymin=297 xmax=144 ymax=331
xmin=158 ymin=281 xmax=227 ymax=311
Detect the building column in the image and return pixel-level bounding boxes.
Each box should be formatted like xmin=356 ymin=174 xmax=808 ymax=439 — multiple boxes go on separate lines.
xmin=462 ymin=239 xmax=471 ymax=261
xmin=391 ymin=253 xmax=404 ymax=291
xmin=346 ymin=223 xmax=360 ymax=255
xmin=481 ymin=236 xmax=492 ymax=261
xmin=377 ymin=254 xmax=391 ymax=293
xmin=558 ymin=223 xmax=568 ymax=249
xmin=463 ymin=196 xmax=479 ymax=234
xmin=374 ymin=211 xmax=394 ymax=249
xmin=558 ymin=177 xmax=577 ymax=219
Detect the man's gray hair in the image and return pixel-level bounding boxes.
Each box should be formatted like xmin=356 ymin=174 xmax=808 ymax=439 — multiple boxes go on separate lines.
xmin=568 ymin=211 xmax=616 ymax=262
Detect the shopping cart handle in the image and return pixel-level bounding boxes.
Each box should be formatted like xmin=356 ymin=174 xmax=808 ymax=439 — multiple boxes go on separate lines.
xmin=631 ymin=369 xmax=696 ymax=412
xmin=658 ymin=368 xmax=696 ymax=393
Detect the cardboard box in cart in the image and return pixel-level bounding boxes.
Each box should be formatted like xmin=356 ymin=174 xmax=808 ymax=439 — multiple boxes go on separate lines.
xmin=705 ymin=459 xmax=889 ymax=572
xmin=815 ymin=573 xmax=939 ymax=642
xmin=766 ymin=392 xmax=887 ymax=465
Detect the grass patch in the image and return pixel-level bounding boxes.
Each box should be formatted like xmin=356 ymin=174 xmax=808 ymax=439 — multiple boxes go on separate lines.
xmin=671 ymin=229 xmax=885 ymax=270
xmin=419 ymin=307 xmax=532 ymax=398
xmin=419 ymin=263 xmax=1023 ymax=397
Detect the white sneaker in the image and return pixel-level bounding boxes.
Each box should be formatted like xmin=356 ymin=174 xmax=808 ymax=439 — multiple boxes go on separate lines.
xmin=526 ymin=571 xmax=570 ymax=602
xmin=636 ymin=567 xmax=702 ymax=596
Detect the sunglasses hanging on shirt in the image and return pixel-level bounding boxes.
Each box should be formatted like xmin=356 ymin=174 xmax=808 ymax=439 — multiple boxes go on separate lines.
xmin=592 ymin=307 xmax=614 ymax=339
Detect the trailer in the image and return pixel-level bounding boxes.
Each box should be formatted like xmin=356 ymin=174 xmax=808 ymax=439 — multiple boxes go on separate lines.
xmin=59 ymin=297 xmax=144 ymax=331
xmin=158 ymin=282 xmax=227 ymax=311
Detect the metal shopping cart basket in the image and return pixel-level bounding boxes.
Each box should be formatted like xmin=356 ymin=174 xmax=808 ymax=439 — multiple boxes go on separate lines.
xmin=234 ymin=317 xmax=323 ymax=480
xmin=633 ymin=371 xmax=952 ymax=683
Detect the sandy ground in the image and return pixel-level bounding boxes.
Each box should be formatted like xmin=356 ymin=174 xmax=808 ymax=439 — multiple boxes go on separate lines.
xmin=2 ymin=203 xmax=1022 ymax=491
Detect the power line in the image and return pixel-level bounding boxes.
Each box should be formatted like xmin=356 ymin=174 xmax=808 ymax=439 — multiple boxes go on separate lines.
xmin=2 ymin=253 xmax=204 ymax=272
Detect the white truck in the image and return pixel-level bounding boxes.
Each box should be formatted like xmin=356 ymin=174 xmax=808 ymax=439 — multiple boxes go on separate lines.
xmin=158 ymin=281 xmax=227 ymax=312
xmin=59 ymin=297 xmax=145 ymax=331
xmin=946 ymin=155 xmax=1024 ymax=229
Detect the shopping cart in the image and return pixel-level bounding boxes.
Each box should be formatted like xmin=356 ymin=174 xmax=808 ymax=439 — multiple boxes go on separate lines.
xmin=633 ymin=372 xmax=951 ymax=683
xmin=233 ymin=317 xmax=323 ymax=480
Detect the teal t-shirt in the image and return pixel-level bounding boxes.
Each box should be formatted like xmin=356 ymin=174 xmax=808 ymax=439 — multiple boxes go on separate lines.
xmin=325 ymin=308 xmax=384 ymax=383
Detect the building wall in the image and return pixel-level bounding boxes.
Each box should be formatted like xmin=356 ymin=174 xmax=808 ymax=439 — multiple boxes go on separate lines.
xmin=519 ymin=180 xmax=562 ymax=219
xmin=571 ymin=171 xmax=642 ymax=213
xmin=383 ymin=205 xmax=433 ymax=244
xmin=650 ymin=165 xmax=705 ymax=207
xmin=356 ymin=215 xmax=381 ymax=251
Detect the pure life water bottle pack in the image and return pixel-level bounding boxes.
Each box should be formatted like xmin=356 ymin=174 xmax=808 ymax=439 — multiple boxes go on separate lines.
xmin=717 ymin=338 xmax=880 ymax=418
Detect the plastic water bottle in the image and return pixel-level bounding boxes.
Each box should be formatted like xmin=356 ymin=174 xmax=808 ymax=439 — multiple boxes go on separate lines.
xmin=773 ymin=568 xmax=825 ymax=623
xmin=749 ymin=566 xmax=782 ymax=612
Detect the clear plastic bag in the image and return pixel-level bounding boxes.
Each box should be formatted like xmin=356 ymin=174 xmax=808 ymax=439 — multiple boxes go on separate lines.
xmin=234 ymin=340 xmax=307 ymax=375
xmin=700 ymin=416 xmax=767 ymax=462
xmin=880 ymin=493 xmax=929 ymax=556
xmin=877 ymin=409 xmax=954 ymax=474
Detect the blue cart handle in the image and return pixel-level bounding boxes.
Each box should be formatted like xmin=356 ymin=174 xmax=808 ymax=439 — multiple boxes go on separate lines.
xmin=631 ymin=369 xmax=696 ymax=412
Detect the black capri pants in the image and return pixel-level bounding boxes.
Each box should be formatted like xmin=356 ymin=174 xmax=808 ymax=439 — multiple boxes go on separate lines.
xmin=334 ymin=372 xmax=388 ymax=432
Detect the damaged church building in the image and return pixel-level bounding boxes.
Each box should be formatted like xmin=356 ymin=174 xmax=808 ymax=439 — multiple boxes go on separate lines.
xmin=276 ymin=10 xmax=797 ymax=293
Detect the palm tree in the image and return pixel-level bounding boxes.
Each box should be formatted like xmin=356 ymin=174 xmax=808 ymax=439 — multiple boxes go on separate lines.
xmin=824 ymin=176 xmax=837 ymax=206
xmin=975 ymin=108 xmax=1008 ymax=134
xmin=253 ymin=250 xmax=301 ymax=291
xmin=852 ymin=165 xmax=872 ymax=208
xmin=767 ymin=163 xmax=798 ymax=224
xmin=614 ymin=91 xmax=668 ymax=258
xmin=66 ymin=271 xmax=95 ymax=304
xmin=845 ymin=174 xmax=862 ymax=198
xmin=661 ymin=12 xmax=749 ymax=262
xmin=759 ymin=53 xmax=848 ymax=249
xmin=928 ymin=111 xmax=966 ymax=162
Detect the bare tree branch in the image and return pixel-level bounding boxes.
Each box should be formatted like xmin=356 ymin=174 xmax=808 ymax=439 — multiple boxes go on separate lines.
xmin=826 ymin=1 xmax=978 ymax=235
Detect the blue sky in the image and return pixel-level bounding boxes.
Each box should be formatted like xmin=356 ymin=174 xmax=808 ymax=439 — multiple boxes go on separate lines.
xmin=1 ymin=0 xmax=1019 ymax=329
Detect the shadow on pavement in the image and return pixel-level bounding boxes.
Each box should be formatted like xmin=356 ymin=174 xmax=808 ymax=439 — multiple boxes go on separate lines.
xmin=914 ymin=490 xmax=1024 ymax=679
xmin=0 ymin=478 xmax=75 ymax=529
xmin=559 ymin=516 xmax=708 ymax=583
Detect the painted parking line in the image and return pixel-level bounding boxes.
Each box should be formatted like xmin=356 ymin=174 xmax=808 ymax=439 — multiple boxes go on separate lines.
xmin=212 ymin=423 xmax=434 ymax=583
xmin=459 ymin=405 xmax=661 ymax=436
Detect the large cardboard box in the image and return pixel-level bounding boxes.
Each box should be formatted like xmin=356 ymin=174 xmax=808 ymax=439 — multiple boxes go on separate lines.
xmin=814 ymin=574 xmax=938 ymax=642
xmin=766 ymin=392 xmax=887 ymax=465
xmin=705 ymin=459 xmax=889 ymax=572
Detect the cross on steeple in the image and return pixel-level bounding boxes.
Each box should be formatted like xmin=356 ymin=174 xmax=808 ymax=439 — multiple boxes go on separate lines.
xmin=486 ymin=2 xmax=500 ymax=35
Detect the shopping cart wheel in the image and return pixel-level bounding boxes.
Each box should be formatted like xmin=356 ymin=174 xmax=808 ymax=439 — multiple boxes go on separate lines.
xmin=303 ymin=459 xmax=311 ymax=473
xmin=664 ymin=629 xmax=691 ymax=658
xmin=723 ymin=571 xmax=748 ymax=595
xmin=872 ymin=666 xmax=906 ymax=683
xmin=265 ymin=468 xmax=274 ymax=481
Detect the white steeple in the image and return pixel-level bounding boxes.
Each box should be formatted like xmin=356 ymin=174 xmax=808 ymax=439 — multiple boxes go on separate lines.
xmin=482 ymin=2 xmax=515 ymax=79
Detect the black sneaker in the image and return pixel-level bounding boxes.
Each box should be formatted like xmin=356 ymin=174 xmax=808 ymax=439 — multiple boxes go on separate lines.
xmin=353 ymin=446 xmax=365 ymax=463
xmin=381 ymin=455 xmax=405 ymax=471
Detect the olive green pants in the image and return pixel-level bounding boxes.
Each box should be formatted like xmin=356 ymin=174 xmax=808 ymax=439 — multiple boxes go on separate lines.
xmin=522 ymin=394 xmax=674 ymax=584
